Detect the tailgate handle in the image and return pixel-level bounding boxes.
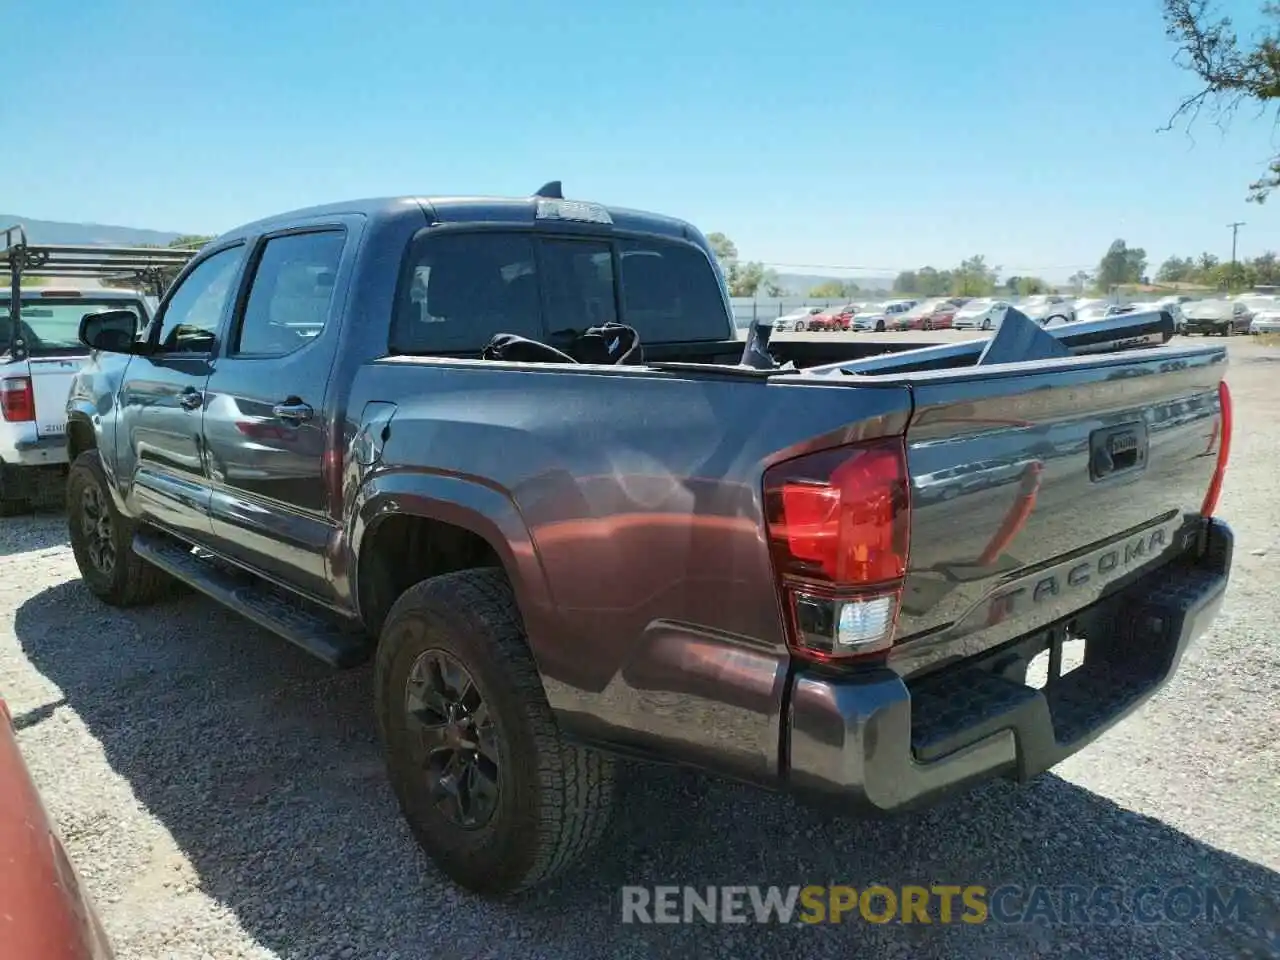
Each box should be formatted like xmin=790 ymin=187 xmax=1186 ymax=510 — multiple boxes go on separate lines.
xmin=1089 ymin=422 xmax=1148 ymax=481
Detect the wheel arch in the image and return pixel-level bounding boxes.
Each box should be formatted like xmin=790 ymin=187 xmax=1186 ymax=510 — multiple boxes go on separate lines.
xmin=347 ymin=473 xmax=561 ymax=689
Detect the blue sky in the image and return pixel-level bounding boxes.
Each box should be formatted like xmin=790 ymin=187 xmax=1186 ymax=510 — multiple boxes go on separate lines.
xmin=5 ymin=0 xmax=1279 ymax=281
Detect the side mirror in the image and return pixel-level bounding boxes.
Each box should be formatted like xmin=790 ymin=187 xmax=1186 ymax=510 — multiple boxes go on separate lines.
xmin=79 ymin=310 xmax=141 ymax=353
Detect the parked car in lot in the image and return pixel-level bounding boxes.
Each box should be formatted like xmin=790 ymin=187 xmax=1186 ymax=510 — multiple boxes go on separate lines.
xmin=894 ymin=297 xmax=958 ymax=331
xmin=774 ymin=306 xmax=823 ymax=332
xmin=1017 ymin=295 xmax=1076 ymax=327
xmin=1152 ymin=297 xmax=1189 ymax=333
xmin=1071 ymin=298 xmax=1114 ymax=325
xmin=0 ymin=696 xmax=117 ymax=958
xmin=1183 ymin=298 xmax=1253 ymax=336
xmin=851 ymin=306 xmax=891 ymax=332
xmin=951 ymin=298 xmax=1011 ymax=330
xmin=64 ymin=185 xmax=1233 ymax=900
xmin=1248 ymin=305 xmax=1280 ymax=334
xmin=808 ymin=302 xmax=857 ymax=331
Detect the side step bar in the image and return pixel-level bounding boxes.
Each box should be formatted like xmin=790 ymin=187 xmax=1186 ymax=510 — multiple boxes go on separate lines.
xmin=133 ymin=532 xmax=371 ymax=668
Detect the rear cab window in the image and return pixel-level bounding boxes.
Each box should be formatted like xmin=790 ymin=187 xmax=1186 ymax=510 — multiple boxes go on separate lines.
xmin=390 ymin=230 xmax=729 ymax=356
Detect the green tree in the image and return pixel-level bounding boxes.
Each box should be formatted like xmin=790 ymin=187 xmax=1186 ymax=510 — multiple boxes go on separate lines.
xmin=954 ymin=255 xmax=999 ymax=297
xmin=893 ymin=270 xmax=919 ymax=294
xmin=1157 ymin=256 xmax=1195 ymax=283
xmin=917 ymin=266 xmax=945 ymax=296
xmin=1096 ymin=240 xmax=1147 ymax=290
xmin=1016 ymin=276 xmax=1049 ymax=296
xmin=809 ymin=280 xmax=859 ymax=298
xmin=1163 ymin=0 xmax=1280 ymax=202
xmin=1253 ymin=250 xmax=1279 ymax=284
xmin=1068 ymin=270 xmax=1093 ymax=293
xmin=704 ymin=231 xmax=781 ymax=297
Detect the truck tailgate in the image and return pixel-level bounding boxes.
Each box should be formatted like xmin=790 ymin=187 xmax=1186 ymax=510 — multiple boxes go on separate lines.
xmin=886 ymin=344 xmax=1227 ymax=678
xmin=27 ymin=355 xmax=85 ymax=439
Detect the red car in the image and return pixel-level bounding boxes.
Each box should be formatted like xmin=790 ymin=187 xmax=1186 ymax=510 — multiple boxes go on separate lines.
xmin=808 ymin=302 xmax=857 ymax=331
xmin=897 ymin=298 xmax=959 ymax=331
xmin=0 ymin=697 xmax=116 ymax=959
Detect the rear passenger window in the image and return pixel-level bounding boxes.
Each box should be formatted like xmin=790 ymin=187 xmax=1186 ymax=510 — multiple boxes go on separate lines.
xmin=392 ymin=233 xmax=540 ymax=354
xmin=235 ymin=230 xmax=345 ymax=356
xmin=616 ymin=239 xmax=728 ymax=342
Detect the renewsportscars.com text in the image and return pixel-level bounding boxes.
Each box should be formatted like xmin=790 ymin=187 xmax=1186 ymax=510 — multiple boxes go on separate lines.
xmin=619 ymin=884 xmax=1252 ymax=926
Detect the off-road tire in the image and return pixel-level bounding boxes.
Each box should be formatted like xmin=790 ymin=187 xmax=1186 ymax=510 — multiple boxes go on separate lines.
xmin=66 ymin=450 xmax=172 ymax=606
xmin=374 ymin=567 xmax=616 ymax=897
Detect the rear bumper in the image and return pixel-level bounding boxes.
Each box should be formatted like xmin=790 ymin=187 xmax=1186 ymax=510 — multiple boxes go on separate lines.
xmin=785 ymin=518 xmax=1232 ymax=813
xmin=0 ymin=429 xmax=68 ymax=466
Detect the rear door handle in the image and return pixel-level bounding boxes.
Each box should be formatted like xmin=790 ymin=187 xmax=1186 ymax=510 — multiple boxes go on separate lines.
xmin=179 ymin=389 xmax=203 ymax=410
xmin=272 ymin=399 xmax=314 ymax=423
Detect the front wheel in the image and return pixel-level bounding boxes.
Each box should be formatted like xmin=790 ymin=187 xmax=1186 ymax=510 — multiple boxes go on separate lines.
xmin=981 ymin=318 xmax=992 ymax=330
xmin=375 ymin=568 xmax=616 ymax=897
xmin=794 ymin=321 xmax=805 ymax=332
xmin=66 ymin=451 xmax=173 ymax=606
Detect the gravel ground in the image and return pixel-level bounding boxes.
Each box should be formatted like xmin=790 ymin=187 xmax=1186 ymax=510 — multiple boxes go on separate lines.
xmin=1 ymin=336 xmax=1277 ymax=960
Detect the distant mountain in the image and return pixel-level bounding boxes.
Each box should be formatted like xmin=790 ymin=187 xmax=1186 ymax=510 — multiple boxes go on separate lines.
xmin=773 ymin=272 xmax=896 ymax=296
xmin=1 ymin=215 xmax=189 ymax=247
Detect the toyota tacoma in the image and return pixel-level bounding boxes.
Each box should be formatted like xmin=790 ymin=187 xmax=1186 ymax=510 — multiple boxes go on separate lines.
xmin=63 ymin=183 xmax=1233 ymax=897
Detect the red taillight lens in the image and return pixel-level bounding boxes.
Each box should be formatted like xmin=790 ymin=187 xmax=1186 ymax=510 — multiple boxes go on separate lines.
xmin=1200 ymin=380 xmax=1232 ymax=517
xmin=764 ymin=438 xmax=911 ymax=663
xmin=0 ymin=376 xmax=34 ymax=422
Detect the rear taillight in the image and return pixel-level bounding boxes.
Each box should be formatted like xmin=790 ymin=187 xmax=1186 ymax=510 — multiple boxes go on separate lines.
xmin=1200 ymin=380 xmax=1232 ymax=517
xmin=0 ymin=376 xmax=34 ymax=422
xmin=763 ymin=437 xmax=911 ymax=663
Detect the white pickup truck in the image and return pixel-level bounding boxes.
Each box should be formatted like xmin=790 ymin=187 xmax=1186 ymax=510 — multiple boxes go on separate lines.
xmin=2 ymin=226 xmax=193 ymax=513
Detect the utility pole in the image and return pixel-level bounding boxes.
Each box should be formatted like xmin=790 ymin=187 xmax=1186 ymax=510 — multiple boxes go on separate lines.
xmin=1223 ymin=225 xmax=1244 ymax=295
xmin=1228 ymin=220 xmax=1246 ymax=268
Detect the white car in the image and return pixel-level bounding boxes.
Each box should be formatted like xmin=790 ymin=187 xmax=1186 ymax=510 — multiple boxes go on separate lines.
xmin=1016 ymin=295 xmax=1076 ymax=326
xmin=1250 ymin=308 xmax=1280 ymax=334
xmin=952 ymin=298 xmax=1011 ymax=330
xmin=774 ymin=306 xmax=823 ymax=332
xmin=1072 ymin=299 xmax=1114 ymax=325
xmin=881 ymin=299 xmax=917 ymax=323
xmin=851 ymin=307 xmax=890 ymax=332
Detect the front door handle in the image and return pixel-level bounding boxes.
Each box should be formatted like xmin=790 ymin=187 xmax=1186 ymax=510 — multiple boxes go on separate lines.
xmin=179 ymin=389 xmax=203 ymax=410
xmin=272 ymin=399 xmax=314 ymax=423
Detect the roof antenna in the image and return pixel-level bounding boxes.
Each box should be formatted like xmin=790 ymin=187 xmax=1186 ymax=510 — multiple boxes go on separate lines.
xmin=534 ymin=180 xmax=563 ymax=199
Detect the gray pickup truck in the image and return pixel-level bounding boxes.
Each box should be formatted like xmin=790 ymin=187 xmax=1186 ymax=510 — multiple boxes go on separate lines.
xmin=65 ymin=185 xmax=1234 ymax=897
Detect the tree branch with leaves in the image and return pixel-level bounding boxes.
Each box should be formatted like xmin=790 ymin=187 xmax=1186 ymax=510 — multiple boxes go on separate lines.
xmin=1162 ymin=0 xmax=1280 ymax=201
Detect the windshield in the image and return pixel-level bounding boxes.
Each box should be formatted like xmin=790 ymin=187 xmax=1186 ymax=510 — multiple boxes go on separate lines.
xmin=1 ymin=297 xmax=147 ymax=355
xmin=1189 ymin=300 xmax=1233 ymax=318
xmin=957 ymin=299 xmax=992 ymax=314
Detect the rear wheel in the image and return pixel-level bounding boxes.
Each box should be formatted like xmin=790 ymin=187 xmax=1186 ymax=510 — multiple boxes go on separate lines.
xmin=981 ymin=318 xmax=992 ymax=330
xmin=66 ymin=450 xmax=172 ymax=606
xmin=794 ymin=321 xmax=805 ymax=332
xmin=875 ymin=319 xmax=886 ymax=332
xmin=375 ymin=568 xmax=616 ymax=897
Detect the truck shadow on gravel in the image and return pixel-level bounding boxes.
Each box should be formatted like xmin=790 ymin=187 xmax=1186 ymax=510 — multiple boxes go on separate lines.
xmin=15 ymin=580 xmax=1279 ymax=960
xmin=0 ymin=512 xmax=67 ymax=558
